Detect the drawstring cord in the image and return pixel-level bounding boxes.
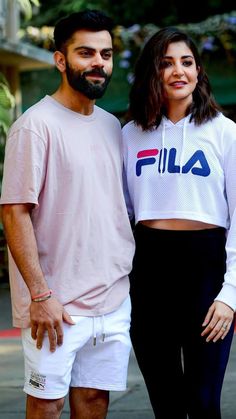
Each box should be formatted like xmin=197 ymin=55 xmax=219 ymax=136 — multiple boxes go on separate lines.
xmin=160 ymin=120 xmax=166 ymax=176
xmin=161 ymin=115 xmax=188 ymax=176
xmin=93 ymin=315 xmax=106 ymax=346
xmin=93 ymin=317 xmax=97 ymax=346
xmin=101 ymin=315 xmax=106 ymax=342
xmin=179 ymin=117 xmax=187 ymax=174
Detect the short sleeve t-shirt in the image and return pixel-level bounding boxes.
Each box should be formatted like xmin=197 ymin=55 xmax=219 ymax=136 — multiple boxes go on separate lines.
xmin=1 ymin=96 xmax=135 ymax=327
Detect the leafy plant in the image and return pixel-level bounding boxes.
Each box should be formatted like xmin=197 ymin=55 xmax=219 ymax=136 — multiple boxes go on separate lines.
xmin=17 ymin=0 xmax=40 ymax=20
xmin=0 ymin=73 xmax=15 ymax=137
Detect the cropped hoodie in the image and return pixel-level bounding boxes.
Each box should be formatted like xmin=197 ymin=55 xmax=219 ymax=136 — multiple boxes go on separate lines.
xmin=122 ymin=113 xmax=236 ymax=311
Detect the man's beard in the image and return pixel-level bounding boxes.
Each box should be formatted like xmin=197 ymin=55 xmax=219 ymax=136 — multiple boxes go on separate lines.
xmin=65 ymin=61 xmax=111 ymax=99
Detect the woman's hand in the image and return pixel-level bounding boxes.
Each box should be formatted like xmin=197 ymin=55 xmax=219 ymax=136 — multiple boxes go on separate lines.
xmin=201 ymin=301 xmax=235 ymax=342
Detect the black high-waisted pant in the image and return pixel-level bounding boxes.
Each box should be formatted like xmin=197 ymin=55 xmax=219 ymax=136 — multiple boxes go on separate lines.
xmin=130 ymin=223 xmax=234 ymax=419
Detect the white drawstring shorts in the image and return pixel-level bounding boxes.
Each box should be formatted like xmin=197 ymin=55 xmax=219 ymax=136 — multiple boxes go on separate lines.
xmin=22 ymin=296 xmax=131 ymax=399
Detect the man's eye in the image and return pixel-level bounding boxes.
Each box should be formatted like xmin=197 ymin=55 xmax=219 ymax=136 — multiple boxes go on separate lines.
xmin=102 ymin=52 xmax=112 ymax=60
xmin=80 ymin=51 xmax=92 ymax=57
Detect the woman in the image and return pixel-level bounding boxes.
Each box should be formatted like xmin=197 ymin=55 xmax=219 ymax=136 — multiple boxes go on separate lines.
xmin=122 ymin=27 xmax=236 ymax=419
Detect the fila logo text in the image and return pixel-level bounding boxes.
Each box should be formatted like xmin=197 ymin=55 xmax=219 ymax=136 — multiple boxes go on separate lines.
xmin=136 ymin=148 xmax=211 ymax=177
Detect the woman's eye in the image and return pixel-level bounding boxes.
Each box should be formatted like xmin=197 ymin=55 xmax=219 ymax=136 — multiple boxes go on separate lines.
xmin=183 ymin=60 xmax=193 ymax=67
xmin=161 ymin=61 xmax=172 ymax=69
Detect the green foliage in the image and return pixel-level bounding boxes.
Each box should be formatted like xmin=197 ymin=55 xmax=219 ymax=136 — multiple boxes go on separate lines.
xmin=0 ymin=74 xmax=15 ymax=136
xmin=27 ymin=0 xmax=236 ymax=27
xmin=25 ymin=0 xmax=106 ymax=26
xmin=17 ymin=0 xmax=40 ymax=20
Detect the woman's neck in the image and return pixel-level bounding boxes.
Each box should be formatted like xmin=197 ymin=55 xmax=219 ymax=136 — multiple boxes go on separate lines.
xmin=166 ymin=99 xmax=191 ymax=124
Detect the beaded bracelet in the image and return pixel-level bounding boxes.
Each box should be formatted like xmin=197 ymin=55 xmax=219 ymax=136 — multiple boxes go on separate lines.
xmin=31 ymin=289 xmax=52 ymax=302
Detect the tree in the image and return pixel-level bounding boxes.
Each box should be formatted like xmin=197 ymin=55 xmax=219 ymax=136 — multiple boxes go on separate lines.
xmin=28 ymin=0 xmax=236 ymax=27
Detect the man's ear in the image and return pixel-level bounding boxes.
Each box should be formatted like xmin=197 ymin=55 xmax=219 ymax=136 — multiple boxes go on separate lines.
xmin=54 ymin=51 xmax=66 ymax=72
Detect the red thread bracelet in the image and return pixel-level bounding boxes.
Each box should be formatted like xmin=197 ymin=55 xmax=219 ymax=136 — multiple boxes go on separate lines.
xmin=31 ymin=289 xmax=52 ymax=300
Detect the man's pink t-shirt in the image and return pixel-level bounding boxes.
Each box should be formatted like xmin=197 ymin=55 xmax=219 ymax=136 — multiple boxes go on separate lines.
xmin=1 ymin=96 xmax=135 ymax=328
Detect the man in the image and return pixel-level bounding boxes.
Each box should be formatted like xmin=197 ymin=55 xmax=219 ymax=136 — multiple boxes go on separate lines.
xmin=0 ymin=10 xmax=135 ymax=419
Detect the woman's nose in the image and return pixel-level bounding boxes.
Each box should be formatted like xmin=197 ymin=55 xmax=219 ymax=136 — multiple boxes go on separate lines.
xmin=173 ymin=63 xmax=184 ymax=77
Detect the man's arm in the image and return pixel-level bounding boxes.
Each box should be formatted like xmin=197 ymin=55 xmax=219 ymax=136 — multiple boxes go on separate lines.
xmin=1 ymin=203 xmax=74 ymax=352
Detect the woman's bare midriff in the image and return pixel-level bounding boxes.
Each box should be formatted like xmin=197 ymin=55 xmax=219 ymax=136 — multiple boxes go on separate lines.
xmin=140 ymin=219 xmax=219 ymax=230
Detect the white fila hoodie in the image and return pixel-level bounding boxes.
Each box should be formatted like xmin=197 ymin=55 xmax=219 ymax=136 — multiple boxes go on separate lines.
xmin=122 ymin=113 xmax=236 ymax=311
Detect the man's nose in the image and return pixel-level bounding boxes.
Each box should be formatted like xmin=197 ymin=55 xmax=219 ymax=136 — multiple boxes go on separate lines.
xmin=91 ymin=53 xmax=104 ymax=67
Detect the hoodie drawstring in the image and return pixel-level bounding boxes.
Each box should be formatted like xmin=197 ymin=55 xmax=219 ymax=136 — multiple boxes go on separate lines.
xmin=160 ymin=115 xmax=188 ymax=176
xmin=179 ymin=117 xmax=187 ymax=174
xmin=160 ymin=120 xmax=166 ymax=176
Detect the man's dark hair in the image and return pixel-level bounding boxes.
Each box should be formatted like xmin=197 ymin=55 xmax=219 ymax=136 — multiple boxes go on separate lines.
xmin=129 ymin=26 xmax=221 ymax=131
xmin=54 ymin=9 xmax=114 ymax=53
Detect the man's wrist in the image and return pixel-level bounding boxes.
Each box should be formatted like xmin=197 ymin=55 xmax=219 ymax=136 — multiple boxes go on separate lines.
xmin=31 ymin=289 xmax=52 ymax=302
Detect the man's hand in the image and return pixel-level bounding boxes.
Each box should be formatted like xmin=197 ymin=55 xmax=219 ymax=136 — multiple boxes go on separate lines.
xmin=201 ymin=301 xmax=234 ymax=342
xmin=30 ymin=296 xmax=75 ymax=352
